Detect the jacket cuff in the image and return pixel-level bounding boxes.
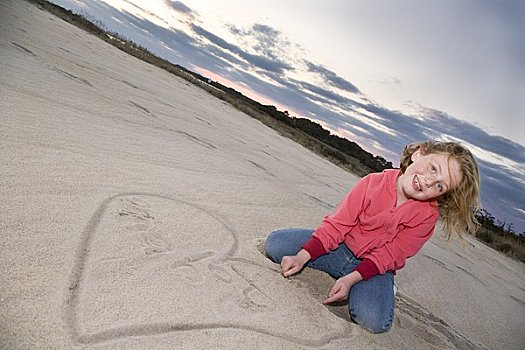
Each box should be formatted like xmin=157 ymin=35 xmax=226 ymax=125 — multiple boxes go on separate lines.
xmin=355 ymin=258 xmax=380 ymax=280
xmin=301 ymin=236 xmax=326 ymax=260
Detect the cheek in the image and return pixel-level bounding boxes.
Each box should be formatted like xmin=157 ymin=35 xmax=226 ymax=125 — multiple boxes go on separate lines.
xmin=409 ymin=162 xmax=425 ymax=174
xmin=429 ymin=188 xmax=443 ymax=198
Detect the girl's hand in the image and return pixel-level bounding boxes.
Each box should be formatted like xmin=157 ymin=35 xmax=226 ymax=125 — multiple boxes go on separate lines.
xmin=323 ymin=271 xmax=363 ymax=304
xmin=280 ymin=249 xmax=311 ymax=277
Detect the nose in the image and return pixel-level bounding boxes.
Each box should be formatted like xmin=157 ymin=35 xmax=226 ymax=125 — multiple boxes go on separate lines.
xmin=423 ymin=174 xmax=437 ymax=188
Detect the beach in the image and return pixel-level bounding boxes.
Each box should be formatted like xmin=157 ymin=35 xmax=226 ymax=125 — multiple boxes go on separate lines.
xmin=1 ymin=0 xmax=524 ymax=348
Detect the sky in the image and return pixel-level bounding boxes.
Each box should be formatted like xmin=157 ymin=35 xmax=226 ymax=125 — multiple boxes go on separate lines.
xmin=48 ymin=0 xmax=525 ymax=233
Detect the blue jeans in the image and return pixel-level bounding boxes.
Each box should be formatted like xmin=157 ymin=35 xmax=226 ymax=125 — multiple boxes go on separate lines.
xmin=265 ymin=229 xmax=395 ymax=333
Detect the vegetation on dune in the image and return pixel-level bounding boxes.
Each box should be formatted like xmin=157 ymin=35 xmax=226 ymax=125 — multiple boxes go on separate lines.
xmin=26 ymin=0 xmax=524 ymax=262
xmin=475 ymin=209 xmax=525 ymax=262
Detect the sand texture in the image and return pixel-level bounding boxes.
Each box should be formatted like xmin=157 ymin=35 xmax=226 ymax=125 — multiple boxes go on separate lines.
xmin=1 ymin=1 xmax=524 ymax=349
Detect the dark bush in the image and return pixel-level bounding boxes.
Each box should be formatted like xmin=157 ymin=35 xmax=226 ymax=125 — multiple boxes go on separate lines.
xmin=476 ymin=229 xmax=493 ymax=244
xmin=496 ymin=243 xmax=512 ymax=253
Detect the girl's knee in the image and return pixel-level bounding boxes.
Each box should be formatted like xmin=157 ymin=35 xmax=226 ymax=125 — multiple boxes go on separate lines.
xmin=264 ymin=231 xmax=280 ymax=263
xmin=264 ymin=229 xmax=288 ymax=263
xmin=264 ymin=228 xmax=313 ymax=263
xmin=349 ymin=303 xmax=394 ymax=334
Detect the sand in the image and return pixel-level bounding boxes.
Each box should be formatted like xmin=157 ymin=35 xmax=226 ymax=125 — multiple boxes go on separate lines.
xmin=1 ymin=0 xmax=524 ymax=348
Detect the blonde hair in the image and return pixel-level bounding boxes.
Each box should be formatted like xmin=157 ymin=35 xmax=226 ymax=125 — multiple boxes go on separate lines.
xmin=399 ymin=140 xmax=481 ymax=240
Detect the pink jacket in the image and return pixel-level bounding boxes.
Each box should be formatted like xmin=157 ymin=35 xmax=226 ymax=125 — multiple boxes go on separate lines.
xmin=310 ymin=169 xmax=439 ymax=276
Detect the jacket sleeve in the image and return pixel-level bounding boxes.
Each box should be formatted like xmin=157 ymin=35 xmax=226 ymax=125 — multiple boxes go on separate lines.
xmin=360 ymin=212 xmax=439 ymax=274
xmin=312 ymin=174 xmax=372 ymax=252
xmin=354 ymin=258 xmax=380 ymax=280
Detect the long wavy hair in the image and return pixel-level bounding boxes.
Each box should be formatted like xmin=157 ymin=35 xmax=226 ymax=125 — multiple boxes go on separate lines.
xmin=399 ymin=140 xmax=481 ymax=239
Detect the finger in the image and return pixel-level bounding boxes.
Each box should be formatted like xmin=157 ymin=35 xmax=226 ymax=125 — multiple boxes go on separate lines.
xmin=327 ymin=283 xmax=341 ymax=298
xmin=283 ymin=265 xmax=299 ymax=277
xmin=280 ymin=259 xmax=291 ymax=274
xmin=323 ymin=295 xmax=336 ymax=304
xmin=323 ymin=290 xmax=344 ymax=304
xmin=280 ymin=261 xmax=294 ymax=276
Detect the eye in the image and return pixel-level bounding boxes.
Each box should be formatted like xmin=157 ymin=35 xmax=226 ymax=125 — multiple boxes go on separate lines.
xmin=437 ymin=183 xmax=443 ymax=192
xmin=431 ymin=165 xmax=437 ymax=174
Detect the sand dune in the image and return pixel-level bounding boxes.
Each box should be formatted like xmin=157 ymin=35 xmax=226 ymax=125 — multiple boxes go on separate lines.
xmin=1 ymin=0 xmax=524 ymax=348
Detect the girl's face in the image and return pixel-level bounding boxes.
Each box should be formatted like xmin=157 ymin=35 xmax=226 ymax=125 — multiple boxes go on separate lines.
xmin=397 ymin=150 xmax=462 ymax=203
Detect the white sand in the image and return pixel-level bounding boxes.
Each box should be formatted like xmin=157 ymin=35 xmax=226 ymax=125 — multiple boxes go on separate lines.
xmin=1 ymin=0 xmax=524 ymax=348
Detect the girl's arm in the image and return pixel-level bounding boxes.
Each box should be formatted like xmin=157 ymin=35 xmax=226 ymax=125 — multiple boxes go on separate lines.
xmin=323 ymin=270 xmax=363 ymax=304
xmin=306 ymin=174 xmax=373 ymax=257
xmin=280 ymin=175 xmax=375 ymax=278
xmin=362 ymin=214 xmax=438 ymax=274
xmin=280 ymin=249 xmax=311 ymax=277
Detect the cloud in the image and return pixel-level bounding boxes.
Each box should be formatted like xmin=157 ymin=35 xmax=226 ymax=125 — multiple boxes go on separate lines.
xmin=227 ymin=23 xmax=289 ymax=60
xmin=477 ymin=159 xmax=525 ymax=232
xmin=120 ymin=0 xmax=169 ymax=25
xmin=291 ymin=79 xmax=357 ymax=106
xmin=163 ymin=1 xmax=194 ymax=17
xmin=305 ymin=62 xmax=361 ymax=94
xmin=327 ymin=0 xmax=525 ymax=145
xmin=418 ymin=108 xmax=525 ymax=165
xmin=251 ymin=23 xmax=280 ymax=37
xmin=190 ymin=24 xmax=293 ymax=74
xmin=202 ymin=44 xmax=247 ymax=70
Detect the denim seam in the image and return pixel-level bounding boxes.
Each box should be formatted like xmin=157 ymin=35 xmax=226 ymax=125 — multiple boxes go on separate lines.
xmin=307 ymin=262 xmax=345 ymax=278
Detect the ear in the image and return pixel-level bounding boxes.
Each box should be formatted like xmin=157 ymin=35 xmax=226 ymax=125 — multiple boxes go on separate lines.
xmin=411 ymin=149 xmax=423 ymax=162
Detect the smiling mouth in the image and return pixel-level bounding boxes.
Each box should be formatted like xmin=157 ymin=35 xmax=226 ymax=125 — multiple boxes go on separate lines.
xmin=413 ymin=175 xmax=422 ymax=192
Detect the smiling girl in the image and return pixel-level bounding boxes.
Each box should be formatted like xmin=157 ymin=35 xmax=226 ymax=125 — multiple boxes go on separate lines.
xmin=265 ymin=140 xmax=480 ymax=333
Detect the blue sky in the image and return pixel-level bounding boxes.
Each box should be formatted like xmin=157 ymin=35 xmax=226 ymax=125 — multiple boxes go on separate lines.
xmin=49 ymin=0 xmax=525 ymax=233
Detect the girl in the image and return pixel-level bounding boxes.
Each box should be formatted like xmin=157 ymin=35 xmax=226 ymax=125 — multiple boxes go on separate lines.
xmin=265 ymin=140 xmax=480 ymax=333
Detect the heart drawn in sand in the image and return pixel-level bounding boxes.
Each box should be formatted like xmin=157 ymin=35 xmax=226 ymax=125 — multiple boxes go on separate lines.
xmin=63 ymin=193 xmax=349 ymax=346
